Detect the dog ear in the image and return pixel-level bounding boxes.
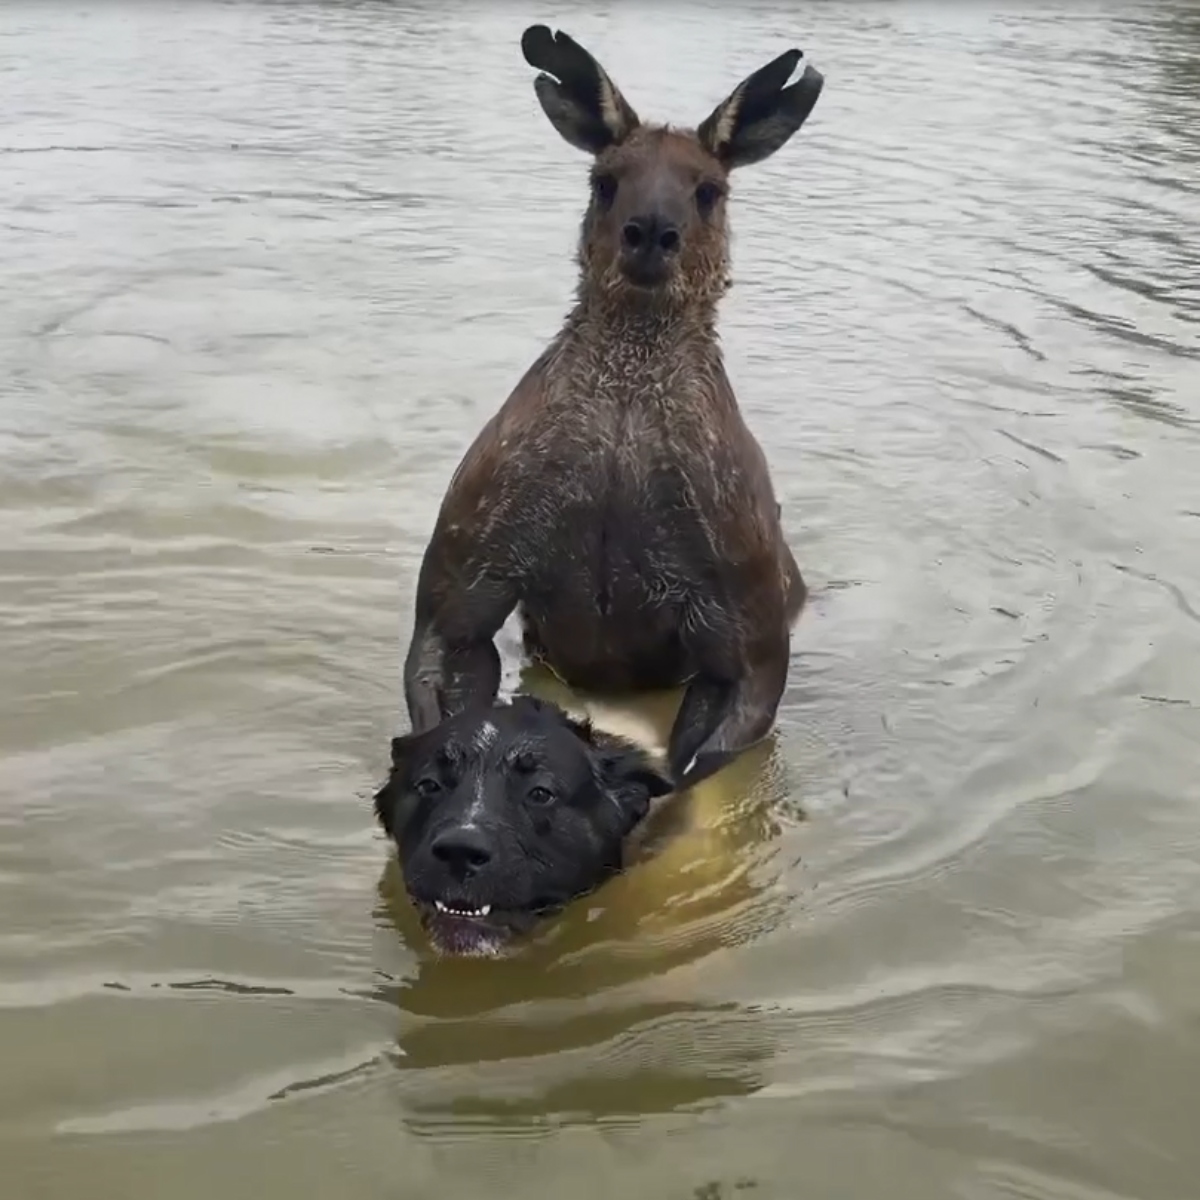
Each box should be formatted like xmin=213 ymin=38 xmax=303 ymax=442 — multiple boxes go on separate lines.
xmin=697 ymin=47 xmax=823 ymax=170
xmin=389 ymin=734 xmax=415 ymax=769
xmin=560 ymin=710 xmax=598 ymax=745
xmin=595 ymin=739 xmax=675 ymax=835
xmin=372 ymin=776 xmax=399 ymax=838
xmin=521 ymin=25 xmax=640 ymax=154
xmin=549 ymin=708 xmax=672 ymax=831
xmin=373 ymin=734 xmax=417 ymax=837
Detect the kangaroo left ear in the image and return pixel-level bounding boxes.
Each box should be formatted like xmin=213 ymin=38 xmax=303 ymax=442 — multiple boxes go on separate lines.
xmin=698 ymin=47 xmax=824 ymax=170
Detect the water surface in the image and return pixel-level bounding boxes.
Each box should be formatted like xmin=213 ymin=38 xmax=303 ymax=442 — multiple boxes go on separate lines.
xmin=2 ymin=2 xmax=1199 ymax=1197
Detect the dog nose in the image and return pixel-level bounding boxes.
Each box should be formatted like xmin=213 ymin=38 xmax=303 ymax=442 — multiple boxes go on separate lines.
xmin=430 ymin=825 xmax=493 ymax=874
xmin=622 ymin=215 xmax=680 ymax=255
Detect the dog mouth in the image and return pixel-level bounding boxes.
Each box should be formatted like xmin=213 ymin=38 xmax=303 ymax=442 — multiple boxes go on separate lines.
xmin=432 ymin=900 xmax=492 ymax=918
xmin=409 ymin=894 xmax=559 ymax=956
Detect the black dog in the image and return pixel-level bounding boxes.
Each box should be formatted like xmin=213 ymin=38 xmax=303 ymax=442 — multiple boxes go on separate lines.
xmin=374 ymin=696 xmax=673 ymax=956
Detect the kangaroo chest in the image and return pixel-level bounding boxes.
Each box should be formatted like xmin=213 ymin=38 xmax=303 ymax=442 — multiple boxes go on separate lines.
xmin=516 ymin=397 xmax=718 ymax=618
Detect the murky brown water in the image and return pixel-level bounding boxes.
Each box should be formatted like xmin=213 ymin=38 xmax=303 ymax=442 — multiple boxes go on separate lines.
xmin=3 ymin=1 xmax=1199 ymax=1196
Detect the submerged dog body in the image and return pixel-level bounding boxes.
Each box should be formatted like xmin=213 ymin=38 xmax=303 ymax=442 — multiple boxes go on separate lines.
xmin=404 ymin=27 xmax=824 ymax=788
xmin=374 ymin=696 xmax=673 ymax=956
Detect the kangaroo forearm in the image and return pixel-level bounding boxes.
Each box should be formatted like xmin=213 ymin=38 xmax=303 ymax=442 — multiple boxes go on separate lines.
xmin=667 ymin=658 xmax=787 ymax=788
xmin=666 ymin=676 xmax=729 ymax=782
xmin=403 ymin=625 xmax=502 ymax=734
xmin=441 ymin=638 xmax=502 ymax=718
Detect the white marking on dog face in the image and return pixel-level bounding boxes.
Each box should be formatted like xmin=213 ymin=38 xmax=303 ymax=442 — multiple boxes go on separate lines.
xmin=465 ymin=773 xmax=488 ymax=823
xmin=461 ymin=721 xmax=499 ymax=823
xmin=472 ymin=720 xmax=498 ymax=753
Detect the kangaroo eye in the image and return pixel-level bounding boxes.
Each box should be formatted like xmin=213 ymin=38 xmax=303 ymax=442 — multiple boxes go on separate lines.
xmin=527 ymin=786 xmax=556 ymax=807
xmin=695 ymin=181 xmax=723 ymax=215
xmin=592 ymin=173 xmax=618 ymax=208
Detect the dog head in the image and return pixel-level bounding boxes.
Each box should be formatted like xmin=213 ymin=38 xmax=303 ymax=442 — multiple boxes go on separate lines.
xmin=374 ymin=697 xmax=674 ymax=956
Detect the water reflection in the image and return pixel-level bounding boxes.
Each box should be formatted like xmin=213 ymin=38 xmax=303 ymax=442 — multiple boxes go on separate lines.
xmin=375 ymin=857 xmax=786 ymax=1127
xmin=372 ymin=672 xmax=793 ymax=1125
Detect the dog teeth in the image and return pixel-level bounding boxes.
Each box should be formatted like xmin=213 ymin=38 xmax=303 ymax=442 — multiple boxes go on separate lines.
xmin=434 ymin=901 xmax=492 ymax=918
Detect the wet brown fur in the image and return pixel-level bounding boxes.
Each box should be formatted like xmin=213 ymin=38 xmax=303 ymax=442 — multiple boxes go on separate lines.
xmin=404 ymin=27 xmax=825 ymax=789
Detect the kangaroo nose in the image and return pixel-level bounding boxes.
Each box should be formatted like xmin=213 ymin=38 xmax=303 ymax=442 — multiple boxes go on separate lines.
xmin=430 ymin=825 xmax=493 ymax=874
xmin=622 ymin=215 xmax=680 ymax=255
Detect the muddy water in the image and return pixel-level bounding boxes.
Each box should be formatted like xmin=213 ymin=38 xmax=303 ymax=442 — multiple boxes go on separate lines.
xmin=2 ymin=2 xmax=1199 ymax=1197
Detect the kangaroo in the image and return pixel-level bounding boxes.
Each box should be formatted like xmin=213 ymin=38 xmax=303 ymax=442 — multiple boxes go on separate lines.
xmin=403 ymin=25 xmax=824 ymax=789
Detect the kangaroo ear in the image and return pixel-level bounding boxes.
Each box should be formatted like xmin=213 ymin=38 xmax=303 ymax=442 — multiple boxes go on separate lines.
xmin=521 ymin=25 xmax=640 ymax=154
xmin=698 ymin=48 xmax=824 ymax=170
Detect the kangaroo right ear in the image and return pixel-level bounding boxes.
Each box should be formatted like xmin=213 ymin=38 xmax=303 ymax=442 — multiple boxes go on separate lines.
xmin=521 ymin=25 xmax=640 ymax=154
xmin=698 ymin=48 xmax=824 ymax=170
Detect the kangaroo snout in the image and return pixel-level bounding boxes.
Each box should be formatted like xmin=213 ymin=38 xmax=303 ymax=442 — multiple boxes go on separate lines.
xmin=620 ymin=211 xmax=681 ymax=285
xmin=621 ymin=214 xmax=681 ymax=254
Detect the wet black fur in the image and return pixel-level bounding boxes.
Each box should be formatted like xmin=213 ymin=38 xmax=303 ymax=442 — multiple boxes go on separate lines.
xmin=374 ymin=696 xmax=672 ymax=955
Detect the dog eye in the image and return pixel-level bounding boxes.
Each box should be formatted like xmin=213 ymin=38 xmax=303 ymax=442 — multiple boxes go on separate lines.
xmin=526 ymin=785 xmax=556 ymax=807
xmin=414 ymin=777 xmax=442 ymax=798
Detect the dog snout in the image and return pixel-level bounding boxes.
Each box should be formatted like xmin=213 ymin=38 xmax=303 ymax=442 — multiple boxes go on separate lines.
xmin=429 ymin=824 xmax=494 ymax=876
